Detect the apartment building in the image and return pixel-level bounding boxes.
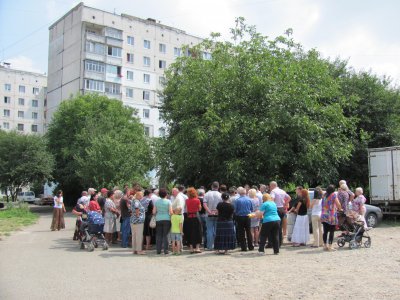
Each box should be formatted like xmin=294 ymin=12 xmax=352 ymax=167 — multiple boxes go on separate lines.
xmin=47 ymin=2 xmax=204 ymax=137
xmin=0 ymin=64 xmax=47 ymax=134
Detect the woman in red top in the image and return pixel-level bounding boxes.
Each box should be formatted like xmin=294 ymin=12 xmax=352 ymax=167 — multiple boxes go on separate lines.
xmin=88 ymin=194 xmax=101 ymax=212
xmin=185 ymin=187 xmax=202 ymax=253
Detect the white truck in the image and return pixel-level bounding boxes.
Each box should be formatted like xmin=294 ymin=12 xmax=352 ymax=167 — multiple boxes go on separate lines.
xmin=368 ymin=146 xmax=400 ymax=216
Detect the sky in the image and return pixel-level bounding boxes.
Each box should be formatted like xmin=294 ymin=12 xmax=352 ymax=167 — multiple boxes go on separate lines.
xmin=1 ymin=0 xmax=399 ymax=85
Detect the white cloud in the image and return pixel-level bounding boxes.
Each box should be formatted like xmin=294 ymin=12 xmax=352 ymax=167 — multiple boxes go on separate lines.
xmin=6 ymin=56 xmax=45 ymax=74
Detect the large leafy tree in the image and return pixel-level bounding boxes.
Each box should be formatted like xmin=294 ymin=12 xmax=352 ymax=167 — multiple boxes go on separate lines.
xmin=335 ymin=68 xmax=400 ymax=189
xmin=0 ymin=131 xmax=54 ymax=201
xmin=46 ymin=94 xmax=152 ymax=204
xmin=159 ymin=19 xmax=357 ymax=187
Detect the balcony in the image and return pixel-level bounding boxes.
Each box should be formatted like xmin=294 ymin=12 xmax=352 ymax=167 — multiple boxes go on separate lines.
xmin=106 ymin=56 xmax=122 ymax=66
xmin=84 ymin=70 xmax=105 ymax=81
xmin=85 ymin=52 xmax=105 ymax=62
xmin=106 ymin=37 xmax=123 ymax=48
xmin=105 ymin=92 xmax=122 ymax=100
xmin=86 ymin=32 xmax=105 ymax=44
xmin=105 ymin=73 xmax=122 ymax=84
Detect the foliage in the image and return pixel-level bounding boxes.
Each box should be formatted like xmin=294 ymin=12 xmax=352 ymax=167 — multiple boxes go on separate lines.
xmin=0 ymin=202 xmax=38 ymax=237
xmin=0 ymin=130 xmax=54 ymax=201
xmin=46 ymin=94 xmax=152 ymax=204
xmin=159 ymin=18 xmax=357 ymax=187
xmin=334 ymin=68 xmax=400 ymax=189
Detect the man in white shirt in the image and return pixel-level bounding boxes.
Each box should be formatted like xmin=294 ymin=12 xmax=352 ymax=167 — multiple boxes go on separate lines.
xmin=269 ymin=181 xmax=291 ymax=246
xmin=203 ymin=181 xmax=222 ymax=250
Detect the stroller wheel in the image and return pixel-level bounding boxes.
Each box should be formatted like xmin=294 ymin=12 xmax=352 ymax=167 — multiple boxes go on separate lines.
xmin=93 ymin=241 xmax=98 ymax=248
xmin=349 ymin=240 xmax=358 ymax=250
xmin=364 ymin=238 xmax=371 ymax=248
xmin=102 ymin=243 xmax=108 ymax=251
xmin=80 ymin=242 xmax=85 ymax=250
xmin=337 ymin=237 xmax=345 ymax=248
xmin=87 ymin=242 xmax=95 ymax=252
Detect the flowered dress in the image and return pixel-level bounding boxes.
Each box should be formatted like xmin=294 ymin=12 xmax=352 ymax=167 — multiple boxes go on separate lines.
xmin=320 ymin=193 xmax=338 ymax=225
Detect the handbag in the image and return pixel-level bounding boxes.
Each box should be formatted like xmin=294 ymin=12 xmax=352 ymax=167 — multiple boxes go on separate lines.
xmin=149 ymin=215 xmax=156 ymax=228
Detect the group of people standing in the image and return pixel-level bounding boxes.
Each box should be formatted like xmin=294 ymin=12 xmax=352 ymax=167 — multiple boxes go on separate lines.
xmin=52 ymin=179 xmax=368 ymax=255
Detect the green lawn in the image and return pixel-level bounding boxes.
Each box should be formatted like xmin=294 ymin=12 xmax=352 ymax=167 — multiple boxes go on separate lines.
xmin=0 ymin=203 xmax=38 ymax=238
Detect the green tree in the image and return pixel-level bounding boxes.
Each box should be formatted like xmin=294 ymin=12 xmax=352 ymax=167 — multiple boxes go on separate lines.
xmin=335 ymin=68 xmax=400 ymax=189
xmin=46 ymin=94 xmax=152 ymax=205
xmin=0 ymin=131 xmax=54 ymax=201
xmin=159 ymin=19 xmax=356 ymax=187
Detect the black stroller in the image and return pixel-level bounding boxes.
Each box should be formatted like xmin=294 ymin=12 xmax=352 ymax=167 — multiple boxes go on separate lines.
xmin=80 ymin=211 xmax=108 ymax=252
xmin=337 ymin=211 xmax=371 ymax=249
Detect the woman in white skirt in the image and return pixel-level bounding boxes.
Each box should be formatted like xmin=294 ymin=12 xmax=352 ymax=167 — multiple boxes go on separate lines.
xmin=291 ymin=189 xmax=310 ymax=247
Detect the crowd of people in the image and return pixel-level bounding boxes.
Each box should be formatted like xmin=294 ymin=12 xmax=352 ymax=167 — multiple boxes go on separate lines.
xmin=50 ymin=179 xmax=369 ymax=255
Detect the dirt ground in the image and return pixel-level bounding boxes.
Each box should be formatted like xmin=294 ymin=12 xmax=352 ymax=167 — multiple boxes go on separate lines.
xmin=0 ymin=208 xmax=399 ymax=300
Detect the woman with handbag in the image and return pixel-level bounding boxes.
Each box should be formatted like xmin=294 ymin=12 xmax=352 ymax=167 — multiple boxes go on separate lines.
xmin=141 ymin=189 xmax=155 ymax=250
xmin=50 ymin=190 xmax=65 ymax=231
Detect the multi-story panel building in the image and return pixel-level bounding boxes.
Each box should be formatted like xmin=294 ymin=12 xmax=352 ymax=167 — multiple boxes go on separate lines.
xmin=47 ymin=3 xmax=204 ymax=137
xmin=0 ymin=64 xmax=47 ymax=134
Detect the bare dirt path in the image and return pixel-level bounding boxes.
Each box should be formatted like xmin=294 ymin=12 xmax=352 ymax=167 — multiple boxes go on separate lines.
xmin=1 ymin=208 xmax=399 ymax=299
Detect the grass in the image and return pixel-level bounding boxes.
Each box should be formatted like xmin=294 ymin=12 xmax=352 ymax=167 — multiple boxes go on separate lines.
xmin=0 ymin=202 xmax=38 ymax=238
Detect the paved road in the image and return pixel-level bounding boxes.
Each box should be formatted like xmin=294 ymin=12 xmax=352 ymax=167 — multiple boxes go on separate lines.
xmin=0 ymin=207 xmax=236 ymax=300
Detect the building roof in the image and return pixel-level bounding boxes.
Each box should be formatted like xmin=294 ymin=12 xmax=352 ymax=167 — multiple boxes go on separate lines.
xmin=0 ymin=65 xmax=47 ymax=78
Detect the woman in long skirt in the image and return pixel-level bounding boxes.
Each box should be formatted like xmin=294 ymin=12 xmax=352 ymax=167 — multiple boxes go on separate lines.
xmin=185 ymin=188 xmax=203 ymax=253
xmin=291 ymin=189 xmax=310 ymax=246
xmin=214 ymin=192 xmax=236 ymax=254
xmin=51 ymin=190 xmax=65 ymax=231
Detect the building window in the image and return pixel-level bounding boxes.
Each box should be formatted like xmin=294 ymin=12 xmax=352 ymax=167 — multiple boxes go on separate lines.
xmin=159 ymin=43 xmax=166 ymax=53
xmin=158 ymin=95 xmax=165 ymax=103
xmin=143 ymin=109 xmax=150 ymax=119
xmin=33 ymin=87 xmax=40 ymax=95
xmin=127 ymin=53 xmax=134 ymax=63
xmin=106 ymin=65 xmax=122 ymax=77
xmin=143 ymin=56 xmax=150 ymax=67
xmin=85 ymin=41 xmax=105 ymax=54
xmin=3 ymin=122 xmax=9 ymax=129
xmin=127 ymin=36 xmax=134 ymax=45
xmin=18 ymin=98 xmax=24 ymax=105
xmin=85 ymin=60 xmax=105 ymax=73
xmin=143 ymin=91 xmax=150 ymax=101
xmin=3 ymin=109 xmax=10 ymax=117
xmin=174 ymin=47 xmax=181 ymax=57
xmin=144 ymin=40 xmax=151 ymax=49
xmin=4 ymin=96 xmax=11 ymax=104
xmin=32 ymin=112 xmax=38 ymax=119
xmin=17 ymin=124 xmax=24 ymax=131
xmin=144 ymin=126 xmax=150 ymax=136
xmin=159 ymin=60 xmax=166 ymax=69
xmin=159 ymin=127 xmax=166 ymax=137
xmin=159 ymin=76 xmax=166 ymax=85
xmin=203 ymin=52 xmax=212 ymax=60
xmin=18 ymin=111 xmax=24 ymax=118
xmin=126 ymin=88 xmax=133 ymax=98
xmin=4 ymin=84 xmax=11 ymax=91
xmin=32 ymin=99 xmax=39 ymax=107
xmin=143 ymin=74 xmax=150 ymax=84
xmin=31 ymin=124 xmax=38 ymax=132
xmin=105 ymin=83 xmax=121 ymax=94
xmin=107 ymin=46 xmax=122 ymax=57
xmin=126 ymin=71 xmax=134 ymax=80
xmin=19 ymin=85 xmax=25 ymax=93
xmin=105 ymin=27 xmax=122 ymax=39
xmin=85 ymin=79 xmax=104 ymax=91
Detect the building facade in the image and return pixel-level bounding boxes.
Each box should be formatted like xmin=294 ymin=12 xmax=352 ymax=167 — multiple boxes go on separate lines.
xmin=47 ymin=3 xmax=204 ymax=137
xmin=0 ymin=65 xmax=47 ymax=134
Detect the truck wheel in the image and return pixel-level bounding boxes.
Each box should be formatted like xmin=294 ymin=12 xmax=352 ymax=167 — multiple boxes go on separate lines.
xmin=366 ymin=213 xmax=377 ymax=228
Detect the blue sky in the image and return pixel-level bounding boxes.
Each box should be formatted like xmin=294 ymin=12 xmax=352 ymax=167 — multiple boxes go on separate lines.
xmin=1 ymin=0 xmax=399 ymax=85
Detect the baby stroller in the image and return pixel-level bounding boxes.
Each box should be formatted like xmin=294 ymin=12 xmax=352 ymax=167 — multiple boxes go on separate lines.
xmin=337 ymin=211 xmax=371 ymax=250
xmin=80 ymin=211 xmax=108 ymax=252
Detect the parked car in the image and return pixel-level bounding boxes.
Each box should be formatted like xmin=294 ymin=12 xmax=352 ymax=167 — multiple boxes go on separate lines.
xmin=308 ymin=189 xmax=382 ymax=228
xmin=17 ymin=191 xmax=36 ymax=203
xmin=34 ymin=194 xmax=54 ymax=206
